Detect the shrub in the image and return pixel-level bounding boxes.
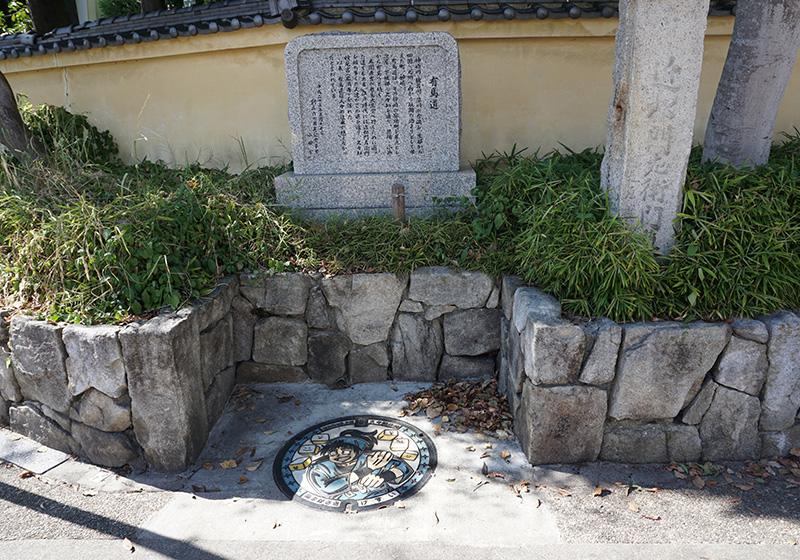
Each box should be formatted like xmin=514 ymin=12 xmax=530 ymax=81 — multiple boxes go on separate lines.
xmin=662 ymin=147 xmax=800 ymax=319
xmin=2 ymin=104 xmax=799 ymax=324
xmin=0 ymin=1 xmax=32 ymax=34
xmin=98 ymin=0 xmax=141 ymax=18
xmin=21 ymin=103 xmax=118 ymax=164
xmin=484 ymin=151 xmax=660 ymax=321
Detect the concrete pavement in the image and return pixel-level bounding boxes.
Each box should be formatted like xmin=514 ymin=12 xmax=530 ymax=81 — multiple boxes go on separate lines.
xmin=1 ymin=382 xmax=799 ymax=559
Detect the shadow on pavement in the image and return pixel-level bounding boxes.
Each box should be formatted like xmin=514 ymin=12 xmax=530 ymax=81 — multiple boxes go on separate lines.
xmin=0 ymin=481 xmax=225 ymax=559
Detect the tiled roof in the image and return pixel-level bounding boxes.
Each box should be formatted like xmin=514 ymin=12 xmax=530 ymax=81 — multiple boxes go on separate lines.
xmin=0 ymin=1 xmax=736 ymax=59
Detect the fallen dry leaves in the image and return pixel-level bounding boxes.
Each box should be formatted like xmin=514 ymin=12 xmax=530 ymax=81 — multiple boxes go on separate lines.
xmin=665 ymin=455 xmax=800 ymax=493
xmin=400 ymin=378 xmax=513 ymax=437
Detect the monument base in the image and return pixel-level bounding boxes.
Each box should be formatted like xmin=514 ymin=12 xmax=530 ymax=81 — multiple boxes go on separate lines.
xmin=275 ymin=169 xmax=476 ymax=217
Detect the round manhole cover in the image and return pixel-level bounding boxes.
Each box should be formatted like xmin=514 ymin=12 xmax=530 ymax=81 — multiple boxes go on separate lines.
xmin=273 ymin=415 xmax=437 ymax=512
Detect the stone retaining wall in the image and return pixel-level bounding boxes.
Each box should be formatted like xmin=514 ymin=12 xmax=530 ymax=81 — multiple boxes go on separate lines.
xmin=2 ymin=270 xmax=798 ymax=472
xmin=499 ymin=278 xmax=800 ymax=465
xmin=0 ymin=268 xmax=502 ymax=471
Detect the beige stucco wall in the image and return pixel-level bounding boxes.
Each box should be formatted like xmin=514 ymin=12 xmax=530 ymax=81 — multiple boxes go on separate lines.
xmin=2 ymin=18 xmax=799 ymax=172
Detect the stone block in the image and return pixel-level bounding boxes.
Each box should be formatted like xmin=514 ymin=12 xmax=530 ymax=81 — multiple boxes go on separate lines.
xmin=439 ymin=354 xmax=495 ymax=381
xmin=238 ymin=273 xmax=265 ymax=308
xmin=515 ymin=383 xmax=606 ymax=465
xmin=521 ymin=318 xmax=587 ymax=386
xmin=69 ymin=389 xmax=131 ymax=433
xmin=666 ymin=424 xmax=702 ymax=462
xmin=230 ymin=296 xmax=255 ymax=363
xmin=512 ymin=287 xmax=561 ymax=333
xmin=681 ymin=379 xmax=718 ymax=425
xmin=443 ymin=308 xmax=502 ymax=356
xmin=307 ymin=332 xmax=352 ymax=387
xmin=498 ymin=318 xmax=509 ymax=395
xmin=306 ymin=286 xmax=332 ymax=330
xmin=486 ymin=284 xmax=501 ymax=309
xmin=600 ymin=0 xmax=708 ymax=254
xmin=9 ymin=316 xmax=73 ymax=414
xmin=0 ymin=308 xmax=9 ymax=344
xmin=0 ymin=342 xmax=21 ymax=402
xmin=41 ymin=404 xmax=71 ymax=432
xmin=322 ymin=274 xmax=406 ymax=345
xmin=205 ymin=366 xmax=236 ymax=429
xmin=506 ymin=318 xmax=525 ymax=393
xmin=699 ymin=386 xmax=761 ymax=461
xmin=262 ymin=273 xmax=315 ymax=316
xmin=348 ymin=343 xmax=390 ymax=384
xmin=732 ymin=318 xmax=769 ymax=344
xmin=600 ymin=425 xmax=668 ymax=464
xmin=119 ymin=314 xmax=207 ymax=472
xmin=761 ymin=424 xmax=800 ymax=458
xmin=424 ymin=305 xmax=456 ymax=321
xmin=0 ymin=399 xmax=8 ymax=424
xmin=236 ymin=362 xmax=309 ymax=384
xmin=399 ymin=300 xmax=424 ymax=314
xmin=408 ymin=267 xmax=493 ymax=309
xmin=187 ymin=275 xmax=238 ymax=332
xmin=252 ymin=317 xmax=307 ymax=366
xmin=71 ymin=422 xmax=138 ymax=468
xmin=62 ymin=324 xmax=126 ymax=399
xmin=391 ymin=313 xmax=443 ymax=382
xmin=608 ymin=322 xmax=730 ymax=421
xmin=579 ymin=318 xmax=622 ymax=386
xmin=284 ymin=32 xmax=462 ymax=175
xmin=503 ymin=321 xmax=525 ymax=418
xmin=501 ymin=276 xmax=526 ymax=321
xmin=200 ymin=315 xmax=234 ymax=390
xmin=10 ymin=402 xmax=80 ymax=455
xmin=276 ymin=171 xmax=476 ymax=215
xmin=758 ymin=311 xmax=800 ymax=431
xmin=714 ymin=336 xmax=768 ymax=396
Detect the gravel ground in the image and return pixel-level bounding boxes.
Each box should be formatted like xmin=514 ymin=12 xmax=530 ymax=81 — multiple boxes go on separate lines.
xmin=539 ymin=462 xmax=800 ymax=545
xmin=0 ymin=461 xmax=172 ymax=540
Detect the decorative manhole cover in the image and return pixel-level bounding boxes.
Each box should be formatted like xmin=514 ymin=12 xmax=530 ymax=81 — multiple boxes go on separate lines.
xmin=273 ymin=415 xmax=437 ymax=512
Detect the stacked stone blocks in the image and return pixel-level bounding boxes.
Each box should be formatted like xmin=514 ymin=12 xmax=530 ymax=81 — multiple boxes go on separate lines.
xmin=2 ymin=269 xmax=799 ymax=472
xmin=499 ymin=277 xmax=800 ymax=465
xmin=237 ymin=267 xmax=502 ymax=387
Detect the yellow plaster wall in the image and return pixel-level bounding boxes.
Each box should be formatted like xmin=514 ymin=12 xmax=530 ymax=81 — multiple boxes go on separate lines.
xmin=2 ymin=18 xmax=799 ymax=171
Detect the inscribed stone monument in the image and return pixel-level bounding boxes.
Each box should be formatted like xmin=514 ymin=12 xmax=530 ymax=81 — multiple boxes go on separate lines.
xmin=600 ymin=0 xmax=708 ymax=255
xmin=276 ymin=32 xmax=475 ymax=215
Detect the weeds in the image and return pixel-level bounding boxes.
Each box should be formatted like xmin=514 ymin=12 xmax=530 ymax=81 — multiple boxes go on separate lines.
xmin=1 ymin=104 xmax=799 ymax=323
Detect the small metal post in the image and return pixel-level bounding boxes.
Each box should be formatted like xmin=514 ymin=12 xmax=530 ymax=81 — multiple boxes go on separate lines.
xmin=392 ymin=183 xmax=406 ymax=224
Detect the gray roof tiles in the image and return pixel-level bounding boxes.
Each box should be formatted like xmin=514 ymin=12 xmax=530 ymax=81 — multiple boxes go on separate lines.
xmin=0 ymin=1 xmax=736 ymax=59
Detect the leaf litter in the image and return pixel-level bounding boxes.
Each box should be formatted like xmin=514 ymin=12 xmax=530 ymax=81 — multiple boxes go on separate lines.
xmin=400 ymin=378 xmax=513 ymax=438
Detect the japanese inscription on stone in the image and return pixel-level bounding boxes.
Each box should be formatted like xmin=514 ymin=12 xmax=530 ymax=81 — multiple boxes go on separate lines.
xmin=285 ymin=32 xmax=461 ymax=175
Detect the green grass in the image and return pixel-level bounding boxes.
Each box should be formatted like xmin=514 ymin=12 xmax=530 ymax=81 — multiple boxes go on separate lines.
xmin=1 ymin=104 xmax=799 ymax=324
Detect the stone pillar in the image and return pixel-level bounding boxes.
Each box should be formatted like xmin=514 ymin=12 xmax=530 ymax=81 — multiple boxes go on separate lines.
xmin=703 ymin=0 xmax=800 ymax=168
xmin=601 ymin=0 xmax=708 ymax=255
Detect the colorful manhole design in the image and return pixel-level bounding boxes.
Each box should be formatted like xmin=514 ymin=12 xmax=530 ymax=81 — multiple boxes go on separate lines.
xmin=273 ymin=415 xmax=437 ymax=512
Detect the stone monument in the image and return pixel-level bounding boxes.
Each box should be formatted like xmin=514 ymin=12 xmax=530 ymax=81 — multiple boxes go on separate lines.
xmin=276 ymin=31 xmax=475 ymax=215
xmin=600 ymin=0 xmax=708 ymax=255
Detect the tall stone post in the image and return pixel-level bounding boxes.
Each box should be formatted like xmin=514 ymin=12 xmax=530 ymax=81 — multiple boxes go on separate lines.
xmin=601 ymin=0 xmax=708 ymax=255
xmin=703 ymin=0 xmax=800 ymax=168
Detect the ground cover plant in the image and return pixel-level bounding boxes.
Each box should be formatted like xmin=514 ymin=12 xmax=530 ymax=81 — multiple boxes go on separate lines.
xmin=0 ymin=104 xmax=798 ymax=324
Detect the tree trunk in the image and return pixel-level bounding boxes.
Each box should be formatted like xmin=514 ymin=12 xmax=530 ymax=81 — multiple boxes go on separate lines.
xmin=26 ymin=0 xmax=70 ymax=33
xmin=0 ymin=70 xmax=37 ymax=157
xmin=140 ymin=0 xmax=166 ymax=12
xmin=702 ymin=0 xmax=800 ymax=168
